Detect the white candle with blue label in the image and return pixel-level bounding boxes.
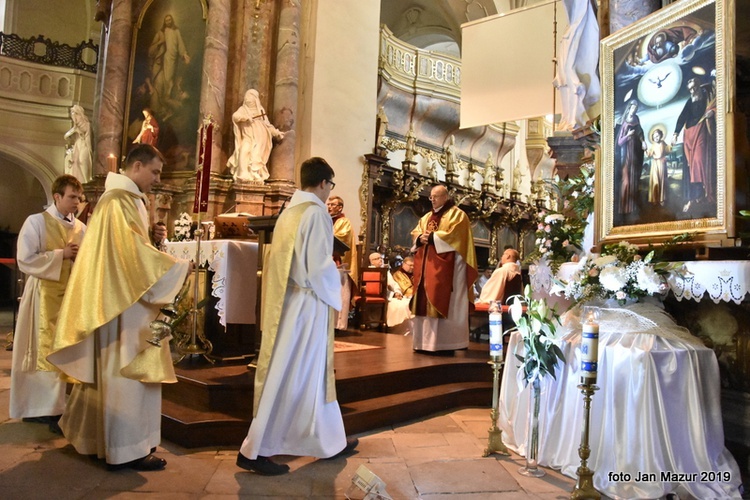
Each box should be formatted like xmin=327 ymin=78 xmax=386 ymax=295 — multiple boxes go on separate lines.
xmin=489 ymin=301 xmax=502 ymax=359
xmin=581 ymin=306 xmax=600 ymax=384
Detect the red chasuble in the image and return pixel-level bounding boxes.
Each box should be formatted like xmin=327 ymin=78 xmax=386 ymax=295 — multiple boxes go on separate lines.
xmin=411 ymin=201 xmax=477 ymax=318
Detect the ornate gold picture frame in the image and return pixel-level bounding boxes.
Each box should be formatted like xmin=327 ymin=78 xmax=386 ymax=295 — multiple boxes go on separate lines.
xmin=597 ymin=0 xmax=735 ymax=247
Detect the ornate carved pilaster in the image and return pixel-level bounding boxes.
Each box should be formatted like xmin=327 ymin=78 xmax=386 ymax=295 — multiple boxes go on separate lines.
xmin=268 ymin=0 xmax=300 ymax=185
xmin=94 ymin=0 xmax=133 ymax=174
xmin=199 ymin=0 xmax=231 ymax=175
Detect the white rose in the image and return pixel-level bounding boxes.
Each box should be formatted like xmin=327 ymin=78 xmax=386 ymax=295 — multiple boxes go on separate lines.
xmin=599 ymin=266 xmax=627 ymax=292
xmin=636 ymin=265 xmax=662 ymax=295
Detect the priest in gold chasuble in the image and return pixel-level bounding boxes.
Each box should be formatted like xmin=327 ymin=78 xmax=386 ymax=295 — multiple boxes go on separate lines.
xmin=411 ymin=185 xmax=477 ymax=353
xmin=48 ymin=145 xmax=190 ymax=470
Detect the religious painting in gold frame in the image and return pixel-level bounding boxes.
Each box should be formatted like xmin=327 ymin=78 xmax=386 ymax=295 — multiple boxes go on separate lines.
xmin=123 ymin=0 xmax=207 ymax=170
xmin=597 ymin=0 xmax=736 ymax=247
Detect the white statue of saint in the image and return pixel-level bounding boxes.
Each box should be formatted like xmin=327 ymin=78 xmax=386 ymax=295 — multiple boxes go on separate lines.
xmin=63 ymin=105 xmax=92 ymax=183
xmin=512 ymin=161 xmax=524 ymax=192
xmin=553 ymin=0 xmax=601 ymax=131
xmin=227 ymin=89 xmax=284 ymax=182
xmin=483 ymin=153 xmax=496 ymax=189
xmin=443 ymin=135 xmax=457 ymax=177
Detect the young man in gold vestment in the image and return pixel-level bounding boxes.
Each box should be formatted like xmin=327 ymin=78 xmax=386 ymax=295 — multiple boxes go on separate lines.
xmin=10 ymin=175 xmax=85 ymax=433
xmin=237 ymin=157 xmax=357 ymax=476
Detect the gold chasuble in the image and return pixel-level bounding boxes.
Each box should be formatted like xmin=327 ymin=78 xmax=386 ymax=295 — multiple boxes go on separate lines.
xmin=411 ymin=203 xmax=477 ymax=318
xmin=33 ymin=212 xmax=84 ymax=372
xmin=253 ymin=201 xmax=338 ymax=416
xmin=48 ymin=188 xmax=179 ymax=384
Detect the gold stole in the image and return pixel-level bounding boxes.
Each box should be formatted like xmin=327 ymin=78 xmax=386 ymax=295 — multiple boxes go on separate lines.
xmin=34 ymin=213 xmax=83 ymax=371
xmin=253 ymin=201 xmax=338 ymax=416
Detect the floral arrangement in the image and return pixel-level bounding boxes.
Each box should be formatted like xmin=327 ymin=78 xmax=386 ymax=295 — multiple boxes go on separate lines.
xmin=556 ymin=163 xmax=595 ymax=220
xmin=526 ymin=164 xmax=595 ymax=272
xmin=561 ymin=241 xmax=679 ymax=306
xmin=508 ymin=285 xmax=565 ymax=386
xmin=528 ymin=211 xmax=587 ymax=273
xmin=173 ymin=212 xmax=193 ymax=241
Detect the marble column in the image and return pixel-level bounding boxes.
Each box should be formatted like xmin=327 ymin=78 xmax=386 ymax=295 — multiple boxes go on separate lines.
xmin=199 ymin=0 xmax=231 ymax=175
xmin=94 ymin=0 xmax=132 ymax=175
xmin=267 ymin=0 xmax=300 ymax=185
xmin=609 ymin=0 xmax=661 ymax=34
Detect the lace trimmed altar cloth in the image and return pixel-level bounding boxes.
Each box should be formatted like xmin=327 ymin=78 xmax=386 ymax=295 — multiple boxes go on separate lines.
xmin=165 ymin=240 xmax=258 ymax=326
xmin=531 ymin=259 xmax=750 ymax=304
xmin=499 ymin=301 xmax=742 ymax=499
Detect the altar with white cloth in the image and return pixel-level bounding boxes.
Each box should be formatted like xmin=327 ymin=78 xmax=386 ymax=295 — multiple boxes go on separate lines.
xmin=165 ymin=239 xmax=258 ymax=359
xmin=165 ymin=239 xmax=258 ymax=326
xmin=499 ymin=301 xmax=743 ymax=499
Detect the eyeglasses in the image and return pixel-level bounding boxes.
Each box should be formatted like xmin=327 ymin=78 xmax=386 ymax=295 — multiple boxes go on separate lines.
xmin=326 ymin=179 xmax=336 ymax=189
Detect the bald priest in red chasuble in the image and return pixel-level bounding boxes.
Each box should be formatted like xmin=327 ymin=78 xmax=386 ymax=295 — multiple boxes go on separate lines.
xmin=410 ymin=185 xmax=478 ymax=354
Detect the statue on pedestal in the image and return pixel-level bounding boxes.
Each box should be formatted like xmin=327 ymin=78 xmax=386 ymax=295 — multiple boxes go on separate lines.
xmin=443 ymin=135 xmax=457 ymax=182
xmin=483 ymin=153 xmax=497 ymax=190
xmin=405 ymin=124 xmax=417 ymax=163
xmin=63 ymin=105 xmax=92 ymax=183
xmin=376 ymin=106 xmax=389 ymax=153
xmin=228 ymin=89 xmax=285 ymax=182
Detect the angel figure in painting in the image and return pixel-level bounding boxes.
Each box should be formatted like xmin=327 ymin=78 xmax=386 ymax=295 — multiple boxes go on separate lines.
xmin=228 ymin=89 xmax=285 ymax=182
xmin=64 ymin=105 xmax=92 ymax=184
xmin=133 ymin=108 xmax=159 ymax=147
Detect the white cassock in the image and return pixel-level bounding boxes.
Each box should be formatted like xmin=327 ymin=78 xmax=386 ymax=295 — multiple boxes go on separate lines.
xmin=386 ymin=278 xmax=413 ymax=335
xmin=10 ymin=206 xmax=85 ymax=418
xmin=412 ymin=233 xmax=470 ymax=351
xmin=240 ymin=190 xmax=346 ymax=459
xmin=478 ymin=262 xmax=521 ymax=304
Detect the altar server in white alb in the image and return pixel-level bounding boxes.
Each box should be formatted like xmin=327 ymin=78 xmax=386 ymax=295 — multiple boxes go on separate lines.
xmin=10 ymin=175 xmax=85 ymax=431
xmin=237 ymin=157 xmax=357 ymax=476
xmin=48 ymin=144 xmax=190 ymax=471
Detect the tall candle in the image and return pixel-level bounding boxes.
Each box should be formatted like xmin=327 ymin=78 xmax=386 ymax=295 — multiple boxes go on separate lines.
xmin=580 ymin=306 xmax=600 ymax=384
xmin=489 ymin=301 xmax=503 ymax=359
xmin=107 ymin=153 xmax=117 ymax=172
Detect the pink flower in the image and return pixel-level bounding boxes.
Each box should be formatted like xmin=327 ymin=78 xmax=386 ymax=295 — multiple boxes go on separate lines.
xmin=562 ymin=239 xmax=569 ymax=246
xmin=545 ymin=239 xmax=552 ymax=248
xmin=538 ymin=223 xmax=545 ymax=231
xmin=545 ymin=225 xmax=551 ymax=232
xmin=588 ymin=268 xmax=599 ymax=277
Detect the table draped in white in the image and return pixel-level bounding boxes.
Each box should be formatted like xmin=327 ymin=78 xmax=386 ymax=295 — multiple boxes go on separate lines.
xmin=500 ymin=301 xmax=742 ymax=499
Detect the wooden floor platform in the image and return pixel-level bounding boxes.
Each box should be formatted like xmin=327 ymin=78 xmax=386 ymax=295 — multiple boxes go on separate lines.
xmin=161 ymin=330 xmax=496 ymax=448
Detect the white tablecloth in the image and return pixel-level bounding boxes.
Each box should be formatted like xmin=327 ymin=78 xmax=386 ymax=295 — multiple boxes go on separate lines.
xmin=165 ymin=239 xmax=258 ymax=326
xmin=531 ymin=258 xmax=750 ymax=305
xmin=499 ymin=302 xmax=742 ymax=499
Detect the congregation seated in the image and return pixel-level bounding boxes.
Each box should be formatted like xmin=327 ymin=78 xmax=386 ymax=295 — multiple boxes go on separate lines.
xmin=386 ymin=256 xmax=415 ymax=334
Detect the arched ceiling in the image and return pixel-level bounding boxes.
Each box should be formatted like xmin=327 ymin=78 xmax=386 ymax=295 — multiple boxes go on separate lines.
xmin=379 ymin=0 xmax=500 ymax=56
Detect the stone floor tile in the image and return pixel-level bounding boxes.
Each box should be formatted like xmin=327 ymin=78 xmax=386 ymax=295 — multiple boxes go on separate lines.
xmin=355 ymin=435 xmax=398 ymax=458
xmin=410 ymin=457 xmax=520 ymax=495
xmin=394 ymin=413 xmax=463 ymax=434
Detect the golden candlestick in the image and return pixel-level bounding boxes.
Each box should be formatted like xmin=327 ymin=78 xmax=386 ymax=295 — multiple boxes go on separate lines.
xmin=570 ymin=381 xmax=600 ymax=500
xmin=483 ymin=356 xmax=510 ymax=457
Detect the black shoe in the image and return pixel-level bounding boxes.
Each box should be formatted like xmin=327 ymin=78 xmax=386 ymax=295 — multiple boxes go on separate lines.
xmin=107 ymin=454 xmax=166 ymax=471
xmin=236 ymin=453 xmax=289 ymax=475
xmin=48 ymin=421 xmax=63 ymax=435
xmin=326 ymin=437 xmax=359 ymax=460
xmin=22 ymin=415 xmax=61 ymax=425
